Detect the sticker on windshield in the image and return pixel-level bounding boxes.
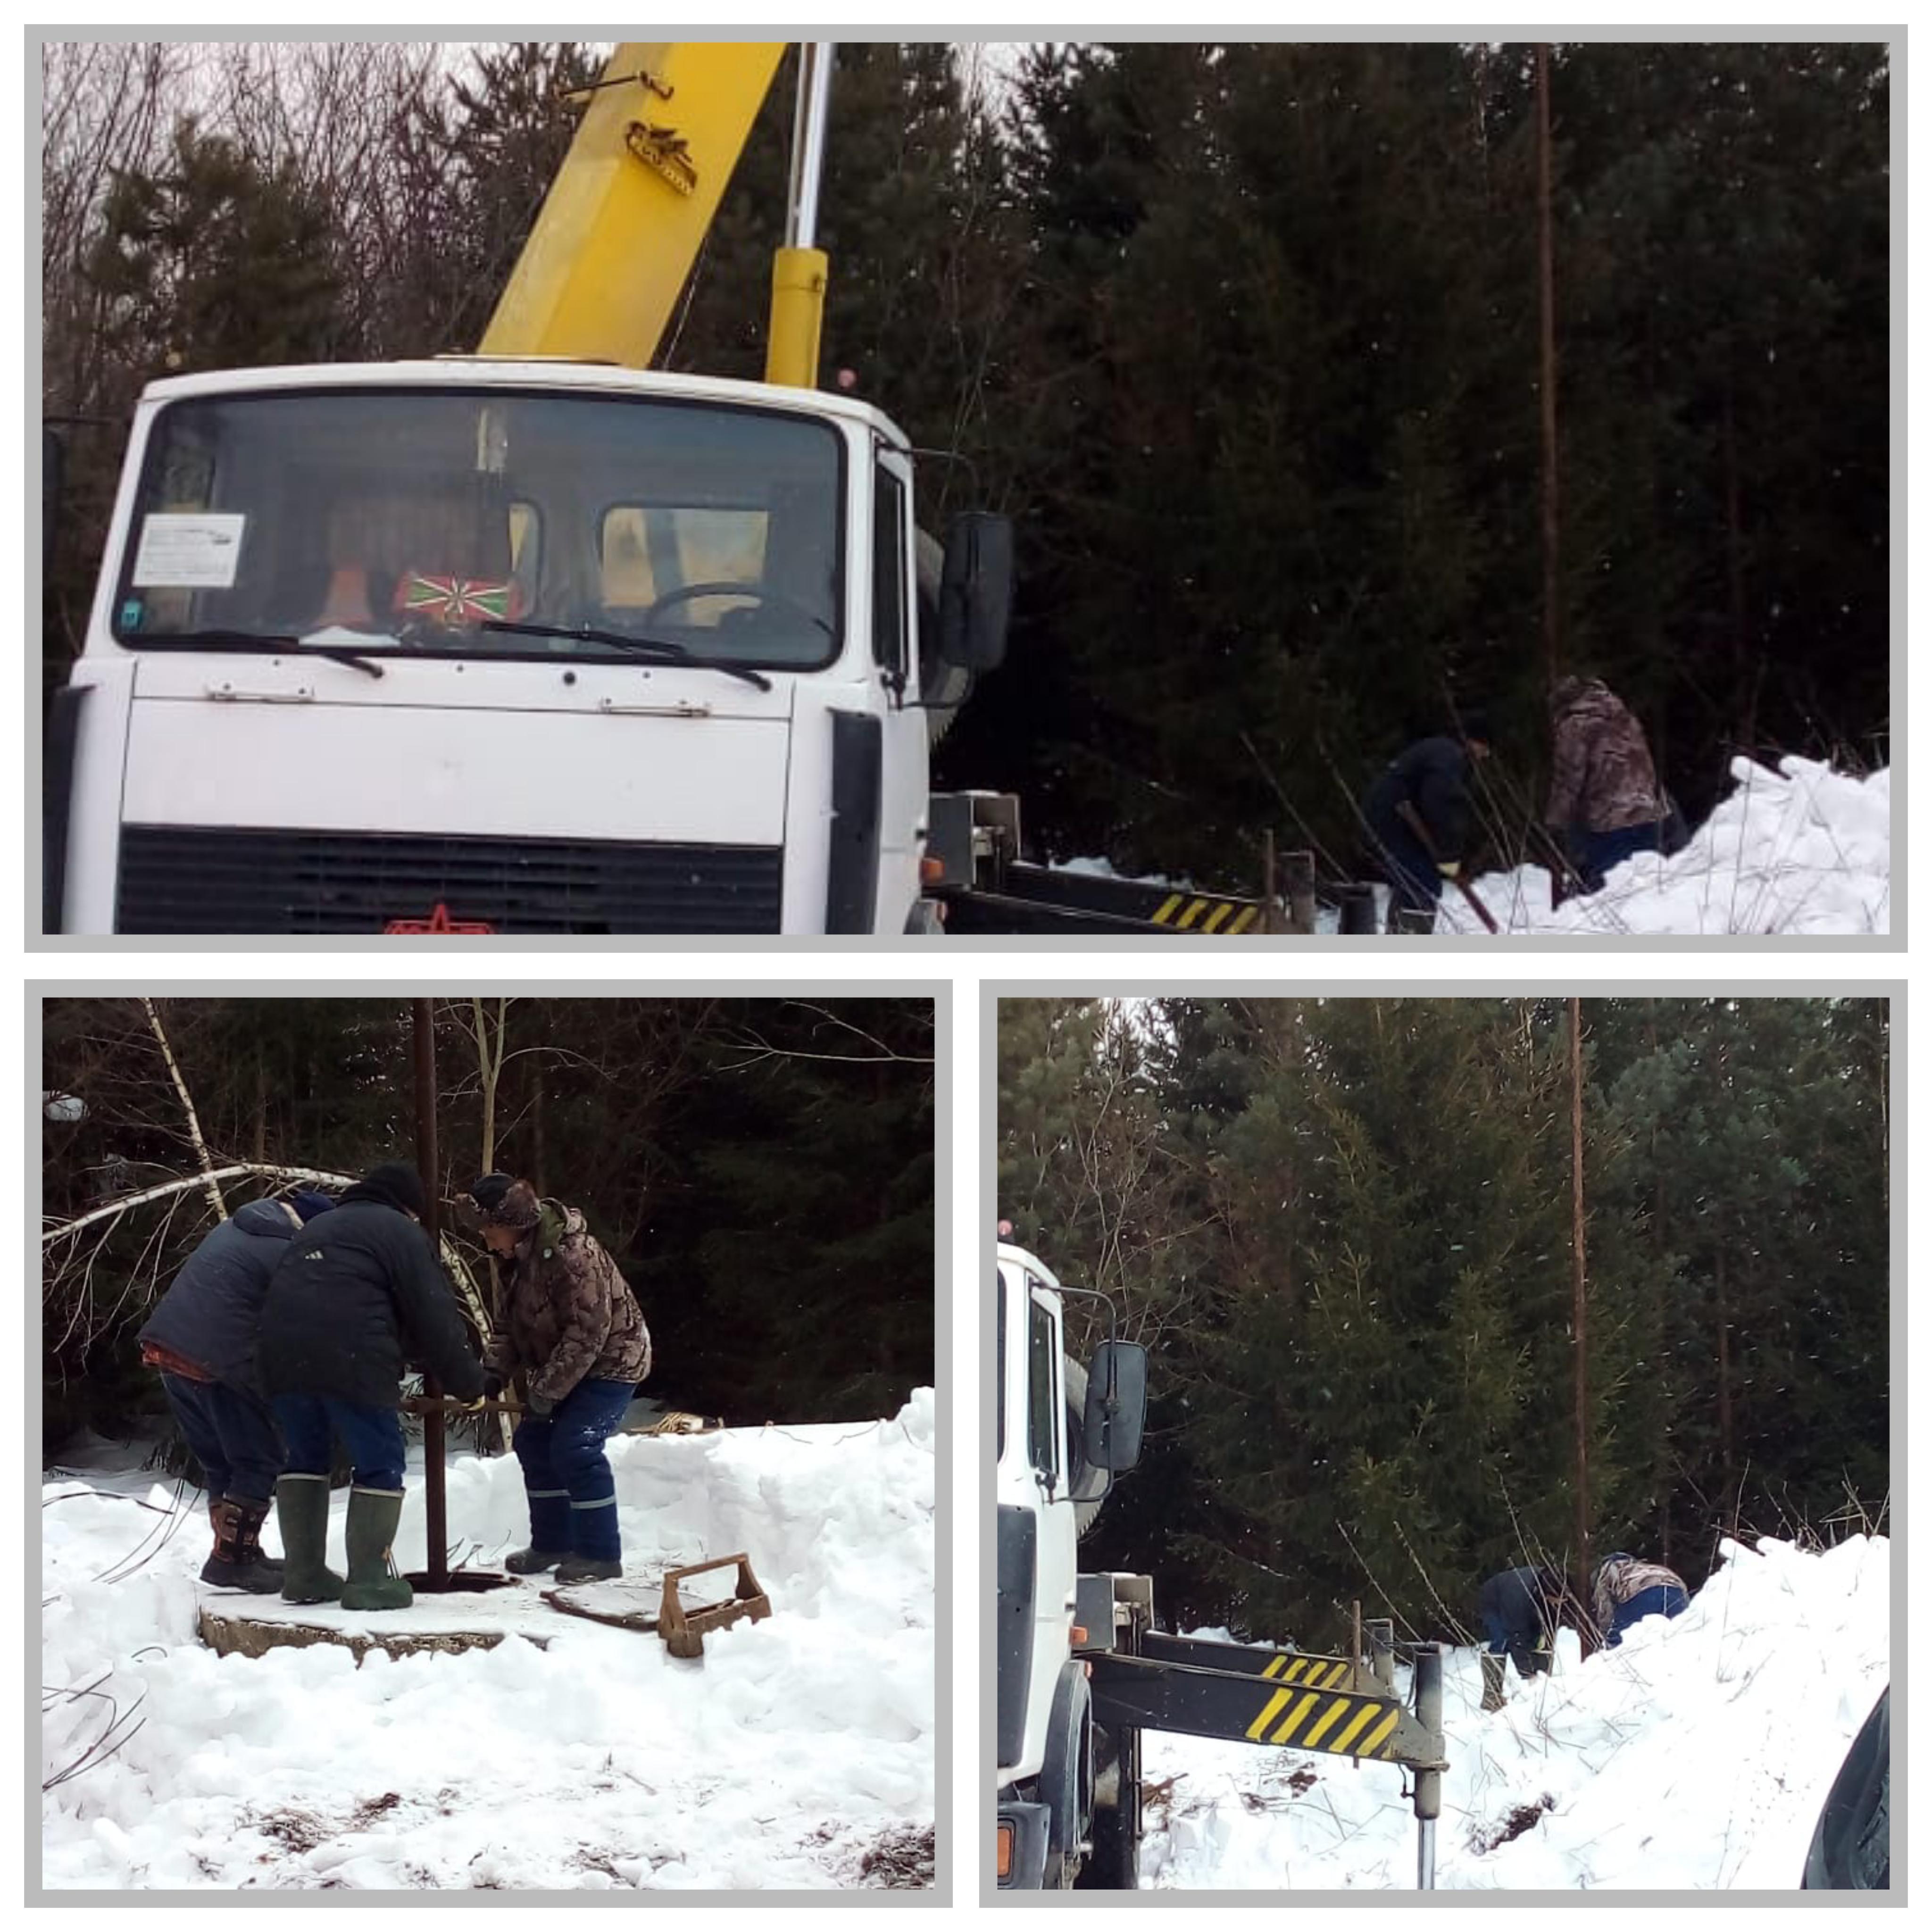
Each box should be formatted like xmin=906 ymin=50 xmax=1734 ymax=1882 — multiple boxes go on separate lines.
xmin=131 ymin=513 xmax=246 ymax=589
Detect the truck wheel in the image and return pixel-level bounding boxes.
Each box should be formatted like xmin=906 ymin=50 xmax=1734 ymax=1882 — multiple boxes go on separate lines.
xmin=1078 ymin=1720 xmax=1141 ymax=1890
xmin=1040 ymin=1661 xmax=1093 ymax=1889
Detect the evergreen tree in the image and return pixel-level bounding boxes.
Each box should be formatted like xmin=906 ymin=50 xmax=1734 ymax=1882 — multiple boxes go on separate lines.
xmin=85 ymin=118 xmax=345 ymax=380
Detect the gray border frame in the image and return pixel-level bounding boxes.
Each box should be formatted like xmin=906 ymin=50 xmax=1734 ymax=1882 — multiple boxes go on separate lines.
xmin=27 ymin=24 xmax=1904 ymax=954
xmin=31 ymin=979 xmax=952 ymax=1905
xmin=978 ymin=979 xmax=1903 ymax=1903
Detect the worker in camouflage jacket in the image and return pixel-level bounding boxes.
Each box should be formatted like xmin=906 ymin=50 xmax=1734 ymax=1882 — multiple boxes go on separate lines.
xmin=468 ymin=1174 xmax=652 ymax=1583
xmin=1545 ymin=676 xmax=1674 ymax=893
xmin=1591 ymin=1553 xmax=1690 ymax=1647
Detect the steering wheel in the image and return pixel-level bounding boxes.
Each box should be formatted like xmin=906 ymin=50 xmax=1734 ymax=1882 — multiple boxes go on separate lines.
xmin=641 ymin=582 xmax=824 ymax=631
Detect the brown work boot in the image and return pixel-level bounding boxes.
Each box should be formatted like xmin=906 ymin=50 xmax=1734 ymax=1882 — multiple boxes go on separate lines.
xmin=201 ymin=1496 xmax=284 ymax=1594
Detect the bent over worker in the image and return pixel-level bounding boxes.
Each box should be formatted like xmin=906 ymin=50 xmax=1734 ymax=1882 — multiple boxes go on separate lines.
xmin=1545 ymin=676 xmax=1672 ymax=893
xmin=1591 ymin=1552 xmax=1690 ymax=1647
xmin=469 ymin=1174 xmax=653 ymax=1584
xmin=138 ymin=1188 xmax=335 ymax=1593
xmin=258 ymin=1161 xmax=484 ymax=1611
xmin=1475 ymin=1563 xmax=1567 ymax=1711
xmin=1361 ymin=711 xmax=1493 ymax=932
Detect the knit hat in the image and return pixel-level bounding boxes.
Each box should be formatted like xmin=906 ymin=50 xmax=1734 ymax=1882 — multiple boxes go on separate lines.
xmin=353 ymin=1161 xmax=426 ymax=1218
xmin=288 ymin=1188 xmax=335 ymax=1224
xmin=1456 ymin=704 xmax=1495 ymax=748
xmin=470 ymin=1173 xmax=541 ymax=1231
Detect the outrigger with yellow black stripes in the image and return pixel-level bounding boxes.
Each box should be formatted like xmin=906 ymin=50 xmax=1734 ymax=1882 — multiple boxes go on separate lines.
xmin=996 ymin=1239 xmax=1449 ymax=1893
xmin=931 ymin=794 xmax=1382 ymax=934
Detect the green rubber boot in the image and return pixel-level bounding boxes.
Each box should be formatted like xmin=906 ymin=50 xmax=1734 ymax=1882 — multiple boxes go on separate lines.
xmin=276 ymin=1474 xmax=345 ymax=1603
xmin=340 ymin=1486 xmax=413 ymax=1610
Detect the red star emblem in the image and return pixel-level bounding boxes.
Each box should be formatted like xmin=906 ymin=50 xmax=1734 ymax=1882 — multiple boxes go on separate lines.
xmin=383 ymin=902 xmax=496 ymax=935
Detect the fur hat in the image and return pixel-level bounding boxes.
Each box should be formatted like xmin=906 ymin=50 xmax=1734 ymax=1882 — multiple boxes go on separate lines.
xmin=470 ymin=1172 xmax=541 ymax=1231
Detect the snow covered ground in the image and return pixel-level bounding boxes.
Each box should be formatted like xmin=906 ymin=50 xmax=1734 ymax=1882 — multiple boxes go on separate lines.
xmin=41 ymin=1393 xmax=935 ymax=1891
xmin=1440 ymin=757 xmax=1890 ymax=936
xmin=1139 ymin=1534 xmax=1888 ymax=1890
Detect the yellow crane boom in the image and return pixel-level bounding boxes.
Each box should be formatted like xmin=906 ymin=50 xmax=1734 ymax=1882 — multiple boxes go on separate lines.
xmin=480 ymin=41 xmax=786 ymax=372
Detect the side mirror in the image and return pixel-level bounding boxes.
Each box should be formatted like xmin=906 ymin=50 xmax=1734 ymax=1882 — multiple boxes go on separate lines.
xmin=43 ymin=425 xmax=65 ymax=576
xmin=937 ymin=511 xmax=1012 ymax=672
xmin=1083 ymin=1339 xmax=1147 ymax=1473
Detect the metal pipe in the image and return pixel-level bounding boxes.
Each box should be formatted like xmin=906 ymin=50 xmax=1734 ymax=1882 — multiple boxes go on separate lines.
xmin=785 ymin=42 xmax=836 ymax=249
xmin=412 ymin=999 xmax=447 ymax=1588
xmin=1284 ymin=849 xmax=1318 ymax=934
xmin=1414 ymin=1643 xmax=1444 ymax=1890
xmin=1366 ymin=1617 xmax=1395 ymax=1693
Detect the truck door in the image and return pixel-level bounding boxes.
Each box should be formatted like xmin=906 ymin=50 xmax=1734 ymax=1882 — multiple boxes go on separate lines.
xmin=1025 ymin=1277 xmax=1078 ymax=1765
xmin=870 ymin=449 xmax=926 ymax=925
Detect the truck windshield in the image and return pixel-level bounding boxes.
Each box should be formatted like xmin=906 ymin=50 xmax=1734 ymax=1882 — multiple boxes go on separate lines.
xmin=111 ymin=387 xmax=843 ymax=670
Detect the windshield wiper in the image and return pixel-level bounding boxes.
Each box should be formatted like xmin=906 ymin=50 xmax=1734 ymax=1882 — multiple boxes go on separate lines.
xmin=145 ymin=627 xmax=386 ymax=679
xmin=483 ymin=618 xmax=774 ymax=691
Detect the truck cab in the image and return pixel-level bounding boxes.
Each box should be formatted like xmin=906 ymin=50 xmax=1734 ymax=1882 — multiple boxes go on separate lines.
xmin=48 ymin=358 xmax=1008 ymax=933
xmin=995 ymin=1240 xmax=1147 ymax=1889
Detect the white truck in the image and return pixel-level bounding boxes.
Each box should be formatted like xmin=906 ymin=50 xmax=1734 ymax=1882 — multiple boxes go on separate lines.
xmin=45 ymin=358 xmax=1010 ymax=933
xmin=995 ymin=1240 xmax=1149 ymax=1889
xmin=994 ymin=1237 xmax=1448 ymax=1892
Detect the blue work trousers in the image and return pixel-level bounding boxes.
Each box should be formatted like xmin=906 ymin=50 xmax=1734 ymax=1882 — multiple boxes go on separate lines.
xmin=1482 ymin=1610 xmax=1553 ymax=1677
xmin=1567 ymin=821 xmax=1662 ymax=893
xmin=162 ymin=1373 xmax=284 ymax=1505
xmin=1366 ymin=812 xmax=1444 ymax=930
xmin=273 ymin=1393 xmax=408 ymax=1492
xmin=1606 ymin=1582 xmax=1689 ymax=1646
xmin=513 ymin=1378 xmax=636 ymax=1561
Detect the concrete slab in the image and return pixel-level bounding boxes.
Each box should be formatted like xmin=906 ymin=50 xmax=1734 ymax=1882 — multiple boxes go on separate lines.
xmin=192 ymin=1568 xmax=747 ymax=1663
xmin=195 ymin=1574 xmax=556 ymax=1662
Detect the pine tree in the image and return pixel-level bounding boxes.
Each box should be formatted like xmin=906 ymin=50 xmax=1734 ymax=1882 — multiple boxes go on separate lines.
xmin=85 ymin=118 xmax=345 ymax=380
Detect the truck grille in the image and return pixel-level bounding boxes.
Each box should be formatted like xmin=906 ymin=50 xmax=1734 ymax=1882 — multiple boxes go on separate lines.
xmin=116 ymin=825 xmax=784 ymax=934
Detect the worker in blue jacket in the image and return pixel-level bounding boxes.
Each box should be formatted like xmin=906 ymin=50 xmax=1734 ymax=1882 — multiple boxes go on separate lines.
xmin=138 ymin=1188 xmax=335 ymax=1592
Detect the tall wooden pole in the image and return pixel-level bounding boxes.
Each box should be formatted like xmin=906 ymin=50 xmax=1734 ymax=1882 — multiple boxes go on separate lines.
xmin=1568 ymin=996 xmax=1592 ymax=1652
xmin=1537 ymin=42 xmax=1562 ymax=684
xmin=412 ymin=999 xmax=448 ymax=1587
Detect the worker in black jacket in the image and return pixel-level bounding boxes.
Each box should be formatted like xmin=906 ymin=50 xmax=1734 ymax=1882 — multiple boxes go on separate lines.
xmin=258 ymin=1162 xmax=484 ymax=1610
xmin=138 ymin=1189 xmax=335 ymax=1593
xmin=1476 ymin=1563 xmax=1568 ymax=1710
xmin=1361 ymin=711 xmax=1493 ymax=932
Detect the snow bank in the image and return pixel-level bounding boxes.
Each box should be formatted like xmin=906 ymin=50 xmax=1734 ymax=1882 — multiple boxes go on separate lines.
xmin=1442 ymin=757 xmax=1890 ymax=936
xmin=1140 ymin=1533 xmax=1889 ymax=1890
xmin=41 ymin=1393 xmax=935 ymax=1890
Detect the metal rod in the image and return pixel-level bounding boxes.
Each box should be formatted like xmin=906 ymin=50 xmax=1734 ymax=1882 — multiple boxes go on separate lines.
xmin=1366 ymin=1618 xmax=1395 ymax=1693
xmin=1414 ymin=1644 xmax=1444 ymax=1890
xmin=412 ymin=999 xmax=448 ymax=1588
xmin=1284 ymin=849 xmax=1318 ymax=934
xmin=784 ymin=42 xmax=835 ymax=248
xmin=1570 ymin=995 xmax=1593 ymax=1654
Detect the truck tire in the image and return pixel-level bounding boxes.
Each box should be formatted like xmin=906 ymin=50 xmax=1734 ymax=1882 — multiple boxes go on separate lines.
xmin=1040 ymin=1660 xmax=1093 ymax=1889
xmin=1062 ymin=1357 xmax=1108 ymax=1539
xmin=1077 ymin=1718 xmax=1141 ymax=1890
